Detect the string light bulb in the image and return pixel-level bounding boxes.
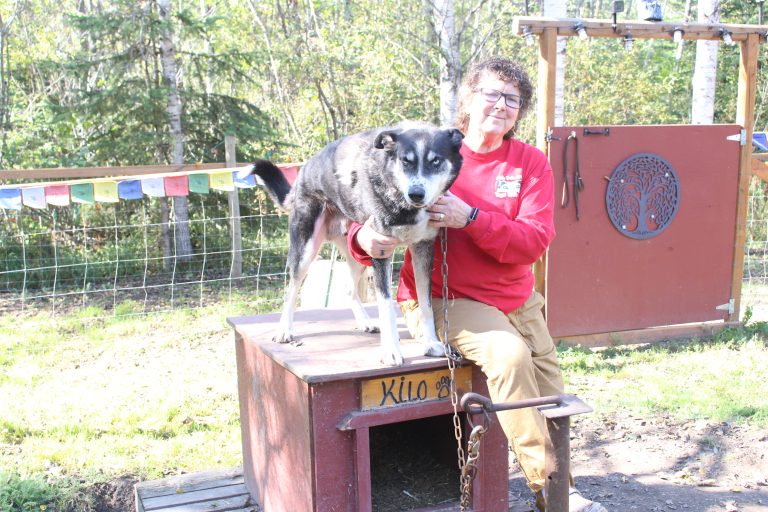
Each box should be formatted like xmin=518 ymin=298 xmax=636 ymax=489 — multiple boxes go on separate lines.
xmin=574 ymin=22 xmax=589 ymax=41
xmin=522 ymin=25 xmax=535 ymax=46
xmin=624 ymin=32 xmax=634 ymax=51
xmin=720 ymin=28 xmax=735 ymax=45
xmin=672 ymin=28 xmax=684 ymax=43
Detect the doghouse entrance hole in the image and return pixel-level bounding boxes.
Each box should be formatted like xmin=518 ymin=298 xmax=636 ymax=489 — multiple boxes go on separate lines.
xmin=370 ymin=414 xmax=462 ymax=511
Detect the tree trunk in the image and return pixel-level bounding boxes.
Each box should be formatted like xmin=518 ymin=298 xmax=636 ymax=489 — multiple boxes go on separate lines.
xmin=691 ymin=0 xmax=719 ymax=124
xmin=157 ymin=0 xmax=192 ymax=261
xmin=433 ymin=0 xmax=461 ymax=126
xmin=543 ymin=0 xmax=567 ymax=126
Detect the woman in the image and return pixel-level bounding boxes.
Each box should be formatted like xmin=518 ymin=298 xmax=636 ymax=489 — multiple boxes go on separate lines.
xmin=347 ymin=57 xmax=605 ymax=512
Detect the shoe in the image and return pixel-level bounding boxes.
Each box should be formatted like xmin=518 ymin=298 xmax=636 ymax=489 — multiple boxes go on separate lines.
xmin=534 ymin=487 xmax=607 ymax=512
xmin=568 ymin=487 xmax=607 ymax=512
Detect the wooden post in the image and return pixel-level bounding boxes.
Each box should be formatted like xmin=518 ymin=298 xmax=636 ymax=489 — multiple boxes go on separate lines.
xmin=535 ymin=27 xmax=558 ymax=307
xmin=731 ymin=33 xmax=759 ymax=322
xmin=226 ymin=135 xmax=242 ymax=279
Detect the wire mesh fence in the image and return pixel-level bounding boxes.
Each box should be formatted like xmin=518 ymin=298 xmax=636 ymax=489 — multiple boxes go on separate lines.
xmin=0 ymin=188 xmax=290 ymax=322
xmin=742 ymin=176 xmax=768 ymax=320
xmin=1 ymin=173 xmax=766 ymax=332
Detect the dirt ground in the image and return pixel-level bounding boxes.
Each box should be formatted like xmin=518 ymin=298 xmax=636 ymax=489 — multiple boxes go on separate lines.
xmin=506 ymin=411 xmax=768 ymax=512
xmin=85 ymin=407 xmax=767 ymax=512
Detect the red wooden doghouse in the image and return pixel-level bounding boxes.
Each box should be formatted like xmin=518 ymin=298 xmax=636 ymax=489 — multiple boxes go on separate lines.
xmin=228 ymin=308 xmax=510 ymax=512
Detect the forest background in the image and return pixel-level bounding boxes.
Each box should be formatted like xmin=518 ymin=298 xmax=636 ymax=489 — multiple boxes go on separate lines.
xmin=0 ymin=0 xmax=764 ymax=173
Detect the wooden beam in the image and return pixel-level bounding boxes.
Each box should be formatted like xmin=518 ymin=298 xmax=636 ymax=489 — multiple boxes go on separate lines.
xmin=0 ymin=162 xmax=231 ymax=181
xmin=535 ymin=27 xmax=557 ymax=302
xmin=226 ymin=136 xmax=243 ymax=279
xmin=731 ymin=33 xmax=760 ymax=322
xmin=555 ymin=321 xmax=739 ymax=348
xmin=513 ymin=16 xmax=768 ymax=42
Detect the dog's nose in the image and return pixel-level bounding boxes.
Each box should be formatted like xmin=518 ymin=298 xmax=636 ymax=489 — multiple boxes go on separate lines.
xmin=408 ymin=185 xmax=426 ymax=204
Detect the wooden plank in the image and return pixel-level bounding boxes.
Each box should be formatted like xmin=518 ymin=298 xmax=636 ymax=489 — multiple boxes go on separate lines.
xmin=226 ymin=136 xmax=243 ymax=278
xmin=143 ymin=483 xmax=248 ymax=510
xmin=360 ymin=366 xmax=471 ymax=410
xmin=355 ymin=427 xmax=372 ymax=512
xmin=135 ymin=467 xmax=244 ymax=499
xmin=0 ymin=162 xmax=230 ymax=181
xmin=146 ymin=493 xmax=251 ymax=512
xmin=555 ymin=321 xmax=739 ymax=348
xmin=229 ymin=308 xmax=453 ymax=384
xmin=337 ymin=399 xmax=459 ymax=430
xmin=512 ymin=16 xmax=768 ymax=42
xmin=535 ymin=27 xmax=557 ymax=304
xmin=731 ymin=33 xmax=760 ymax=322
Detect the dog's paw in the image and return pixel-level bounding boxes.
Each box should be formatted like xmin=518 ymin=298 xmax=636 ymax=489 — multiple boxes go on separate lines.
xmin=272 ymin=332 xmax=294 ymax=344
xmin=423 ymin=340 xmax=445 ymax=357
xmin=381 ymin=349 xmax=404 ymax=367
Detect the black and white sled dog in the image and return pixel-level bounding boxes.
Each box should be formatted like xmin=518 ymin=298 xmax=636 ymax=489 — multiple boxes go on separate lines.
xmin=240 ymin=121 xmax=463 ymax=366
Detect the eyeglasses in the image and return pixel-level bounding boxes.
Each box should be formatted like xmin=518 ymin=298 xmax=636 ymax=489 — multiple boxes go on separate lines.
xmin=476 ymin=87 xmax=523 ymax=109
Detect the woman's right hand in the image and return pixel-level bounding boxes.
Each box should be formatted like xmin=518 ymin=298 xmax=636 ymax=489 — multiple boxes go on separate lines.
xmin=356 ymin=217 xmax=401 ymax=259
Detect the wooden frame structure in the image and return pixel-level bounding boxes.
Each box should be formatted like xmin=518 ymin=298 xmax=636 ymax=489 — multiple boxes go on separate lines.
xmin=512 ymin=16 xmax=765 ymax=338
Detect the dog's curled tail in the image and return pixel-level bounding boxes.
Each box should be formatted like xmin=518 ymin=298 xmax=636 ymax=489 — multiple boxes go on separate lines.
xmin=243 ymin=159 xmax=293 ymax=212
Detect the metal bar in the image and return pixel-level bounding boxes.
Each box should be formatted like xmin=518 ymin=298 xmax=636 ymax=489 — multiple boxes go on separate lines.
xmin=461 ymin=393 xmax=592 ymax=512
xmin=461 ymin=392 xmax=562 ymax=415
xmin=546 ymin=416 xmax=571 ymax=512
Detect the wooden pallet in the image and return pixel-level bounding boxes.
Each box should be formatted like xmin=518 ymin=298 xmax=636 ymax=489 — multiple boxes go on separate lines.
xmin=134 ymin=467 xmax=258 ymax=512
xmin=133 ymin=465 xmax=535 ymax=512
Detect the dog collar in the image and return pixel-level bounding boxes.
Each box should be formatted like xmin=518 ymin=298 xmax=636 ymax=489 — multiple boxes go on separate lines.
xmin=464 ymin=207 xmax=479 ymax=228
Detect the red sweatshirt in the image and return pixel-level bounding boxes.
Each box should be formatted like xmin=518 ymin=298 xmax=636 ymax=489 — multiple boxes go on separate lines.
xmin=347 ymin=138 xmax=556 ymax=314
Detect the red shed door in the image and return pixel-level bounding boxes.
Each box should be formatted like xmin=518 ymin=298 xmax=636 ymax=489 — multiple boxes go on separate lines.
xmin=546 ymin=125 xmax=741 ymax=338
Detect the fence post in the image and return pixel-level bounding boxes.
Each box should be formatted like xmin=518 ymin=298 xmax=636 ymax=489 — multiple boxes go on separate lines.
xmin=226 ymin=135 xmax=242 ymax=279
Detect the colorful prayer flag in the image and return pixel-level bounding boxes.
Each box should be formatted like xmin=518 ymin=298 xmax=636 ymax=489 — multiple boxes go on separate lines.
xmin=188 ymin=173 xmax=209 ymax=194
xmin=94 ymin=181 xmax=119 ymax=203
xmin=280 ymin=165 xmax=300 ymax=186
xmin=234 ymin=173 xmax=256 ymax=188
xmin=118 ymin=180 xmax=143 ymax=200
xmin=164 ymin=175 xmax=189 ymax=197
xmin=141 ymin=177 xmax=166 ymax=197
xmin=22 ymin=187 xmax=47 ymax=209
xmin=71 ymin=183 xmax=95 ymax=204
xmin=0 ymin=189 xmax=22 ymax=210
xmin=45 ymin=185 xmax=70 ymax=206
xmin=210 ymin=171 xmax=234 ymax=192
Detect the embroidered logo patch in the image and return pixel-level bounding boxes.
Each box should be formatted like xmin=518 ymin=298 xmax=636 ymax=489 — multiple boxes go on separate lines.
xmin=494 ymin=170 xmax=523 ymax=198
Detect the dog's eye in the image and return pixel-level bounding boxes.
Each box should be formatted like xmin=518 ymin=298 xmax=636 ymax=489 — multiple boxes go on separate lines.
xmin=401 ymin=155 xmax=414 ymax=165
xmin=430 ymin=157 xmax=443 ymax=166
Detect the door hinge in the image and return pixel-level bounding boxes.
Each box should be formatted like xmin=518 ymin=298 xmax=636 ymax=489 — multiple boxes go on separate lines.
xmin=726 ymin=129 xmax=747 ymax=145
xmin=716 ymin=299 xmax=735 ymax=315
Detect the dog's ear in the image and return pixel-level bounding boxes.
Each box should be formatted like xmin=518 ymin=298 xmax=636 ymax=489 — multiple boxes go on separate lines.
xmin=374 ymin=130 xmax=398 ymax=152
xmin=445 ymin=128 xmax=464 ymax=150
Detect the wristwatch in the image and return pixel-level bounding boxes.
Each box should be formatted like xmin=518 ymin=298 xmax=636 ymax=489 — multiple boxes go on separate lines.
xmin=464 ymin=207 xmax=479 ymax=228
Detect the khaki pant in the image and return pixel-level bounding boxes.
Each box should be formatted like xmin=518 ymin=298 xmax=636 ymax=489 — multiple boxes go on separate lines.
xmin=400 ymin=292 xmax=563 ymax=492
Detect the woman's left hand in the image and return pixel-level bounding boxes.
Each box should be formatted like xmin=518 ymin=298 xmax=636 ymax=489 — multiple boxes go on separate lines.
xmin=427 ymin=191 xmax=473 ymax=229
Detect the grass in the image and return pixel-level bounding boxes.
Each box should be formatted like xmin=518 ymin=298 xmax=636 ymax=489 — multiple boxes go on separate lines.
xmin=1 ymin=300 xmax=767 ymax=510
xmin=559 ymin=317 xmax=768 ymax=425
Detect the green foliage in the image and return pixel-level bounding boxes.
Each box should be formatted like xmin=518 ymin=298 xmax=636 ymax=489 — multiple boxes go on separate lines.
xmin=0 ymin=471 xmax=58 ymax=512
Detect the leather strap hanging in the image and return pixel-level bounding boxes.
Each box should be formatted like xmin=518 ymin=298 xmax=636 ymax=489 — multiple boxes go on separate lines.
xmin=561 ymin=131 xmax=584 ymax=220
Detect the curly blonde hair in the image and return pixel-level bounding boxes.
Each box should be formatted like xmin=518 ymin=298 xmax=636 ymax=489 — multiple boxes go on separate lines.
xmin=455 ymin=57 xmax=533 ymax=140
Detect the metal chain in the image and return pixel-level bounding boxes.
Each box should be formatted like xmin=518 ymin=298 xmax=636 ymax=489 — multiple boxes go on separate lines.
xmin=439 ymin=227 xmax=472 ymax=510
xmin=460 ymin=424 xmax=488 ymax=511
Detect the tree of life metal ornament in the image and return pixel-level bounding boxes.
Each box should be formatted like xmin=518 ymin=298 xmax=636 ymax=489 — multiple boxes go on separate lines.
xmin=605 ymin=153 xmax=680 ymax=240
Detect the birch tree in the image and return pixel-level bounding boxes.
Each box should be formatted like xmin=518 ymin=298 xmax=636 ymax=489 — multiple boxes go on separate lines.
xmin=691 ymin=0 xmax=720 ymax=124
xmin=158 ymin=0 xmax=192 ymax=261
xmin=433 ymin=0 xmax=461 ymax=126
